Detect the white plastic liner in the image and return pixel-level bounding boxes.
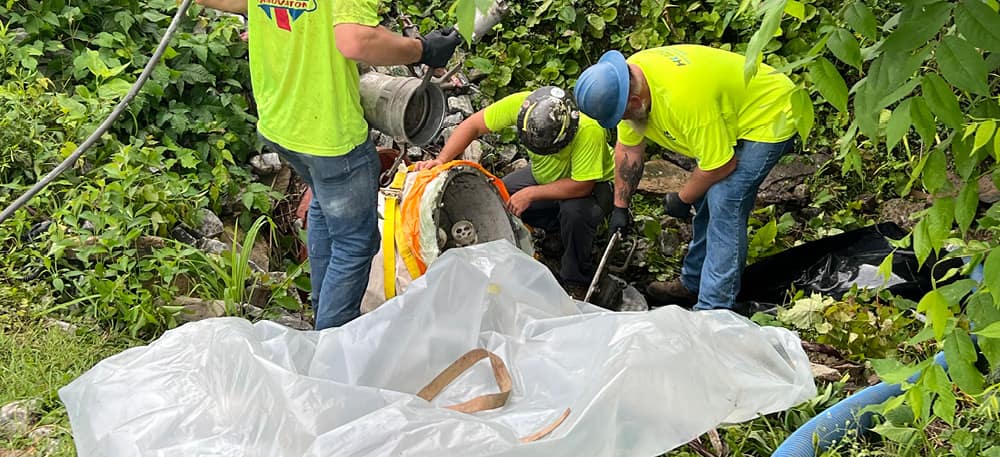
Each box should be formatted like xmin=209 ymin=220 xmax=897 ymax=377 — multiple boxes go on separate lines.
xmin=60 ymin=240 xmax=815 ymax=457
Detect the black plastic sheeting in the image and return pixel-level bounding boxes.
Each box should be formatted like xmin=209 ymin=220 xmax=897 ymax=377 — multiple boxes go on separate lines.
xmin=737 ymin=222 xmax=960 ymax=307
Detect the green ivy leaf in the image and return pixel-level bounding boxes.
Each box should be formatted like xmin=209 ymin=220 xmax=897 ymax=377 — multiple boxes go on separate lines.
xmin=886 ymin=99 xmax=912 ymax=153
xmin=826 ymin=28 xmax=862 ymax=70
xmin=467 ymin=56 xmax=494 ymax=73
xmin=984 ymin=248 xmax=1000 ymax=305
xmin=784 ymin=0 xmax=805 ymax=20
xmin=558 ymin=6 xmax=576 ymax=23
xmin=921 ymin=73 xmax=964 ymax=129
xmin=844 ymin=1 xmax=877 ymax=41
xmin=955 ymin=181 xmax=979 ymax=235
xmin=922 ymin=147 xmax=947 ymax=194
xmin=880 ymin=2 xmax=953 ymax=56
xmin=916 ymin=288 xmax=953 ymax=340
xmin=788 ymin=88 xmax=814 ymax=142
xmin=974 ymin=120 xmax=996 ymax=152
xmin=937 ymin=35 xmax=991 ymax=96
xmin=744 ymin=0 xmax=787 ymax=83
xmin=808 ymin=57 xmax=848 ymax=112
xmin=586 ymin=13 xmax=605 ymax=32
xmin=945 ymin=328 xmax=984 ymax=395
xmin=955 ymin=0 xmax=1000 ymax=53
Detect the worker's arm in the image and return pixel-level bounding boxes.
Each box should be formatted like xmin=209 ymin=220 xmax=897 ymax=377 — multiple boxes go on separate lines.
xmin=612 ymin=141 xmax=646 ymax=208
xmin=195 ymin=0 xmax=247 ymax=14
xmin=506 ymin=178 xmax=595 ymax=217
xmin=333 ymin=24 xmax=423 ymax=66
xmin=414 ymin=110 xmax=490 ymax=170
xmin=677 ymin=156 xmax=738 ymax=204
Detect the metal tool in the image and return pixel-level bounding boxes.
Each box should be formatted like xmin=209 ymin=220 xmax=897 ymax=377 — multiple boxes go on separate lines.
xmin=584 ymin=230 xmax=621 ymax=303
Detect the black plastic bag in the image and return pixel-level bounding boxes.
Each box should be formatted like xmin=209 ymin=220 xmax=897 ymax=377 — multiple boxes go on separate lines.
xmin=738 ymin=222 xmax=957 ymax=306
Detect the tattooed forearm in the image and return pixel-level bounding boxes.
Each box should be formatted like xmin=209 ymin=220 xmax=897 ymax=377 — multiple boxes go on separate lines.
xmin=613 ymin=143 xmax=646 ymax=207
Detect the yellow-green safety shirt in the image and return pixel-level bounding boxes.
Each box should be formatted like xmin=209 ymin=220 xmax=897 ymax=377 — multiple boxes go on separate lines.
xmin=618 ymin=45 xmax=798 ymax=170
xmin=484 ymin=92 xmax=615 ymax=185
xmin=249 ymin=0 xmax=378 ymax=156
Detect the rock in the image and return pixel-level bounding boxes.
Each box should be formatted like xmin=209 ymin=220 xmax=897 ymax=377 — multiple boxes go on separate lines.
xmin=221 ymin=222 xmax=270 ymax=272
xmin=171 ymin=225 xmax=199 ymax=245
xmin=438 ymin=126 xmax=457 ymax=144
xmin=266 ymin=166 xmax=293 ymax=195
xmin=810 ymin=363 xmax=841 ymax=382
xmin=658 ymin=228 xmax=681 ymax=257
xmin=637 ymin=159 xmax=690 ymax=196
xmin=44 ymin=319 xmax=77 ymax=333
xmin=273 ymin=314 xmax=312 ymax=331
xmin=661 ymin=151 xmax=696 ymax=171
xmin=249 ymin=152 xmax=283 ymax=175
xmin=462 ymin=140 xmax=484 ymax=163
xmin=442 ymin=113 xmax=464 ymax=128
xmin=171 ymin=296 xmax=227 ymax=322
xmin=448 ymin=95 xmax=474 ymax=116
xmin=757 ymin=154 xmax=826 ymax=206
xmin=501 ymin=158 xmax=529 ymax=176
xmin=0 ymin=399 xmax=42 ymax=438
xmin=406 ymin=146 xmax=425 ymax=162
xmin=195 ymin=208 xmax=224 ymax=238
xmin=496 ymin=145 xmax=519 ymax=164
xmin=980 ymin=174 xmax=1000 ymax=204
xmin=878 ymin=198 xmax=927 ymax=231
xmin=197 ymin=238 xmax=229 ymax=255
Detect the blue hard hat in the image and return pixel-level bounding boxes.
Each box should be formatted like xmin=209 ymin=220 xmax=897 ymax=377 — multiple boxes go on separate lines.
xmin=574 ymin=50 xmax=629 ymax=129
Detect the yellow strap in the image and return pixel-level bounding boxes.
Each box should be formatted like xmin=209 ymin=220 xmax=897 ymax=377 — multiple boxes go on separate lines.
xmin=381 ymin=171 xmax=408 ymax=299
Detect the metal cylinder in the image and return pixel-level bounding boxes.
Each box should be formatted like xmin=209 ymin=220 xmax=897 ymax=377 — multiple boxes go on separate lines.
xmin=359 ymin=72 xmax=446 ymax=146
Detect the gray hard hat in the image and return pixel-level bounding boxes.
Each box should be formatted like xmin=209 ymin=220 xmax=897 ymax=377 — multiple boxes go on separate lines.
xmin=516 ymin=86 xmax=579 ymax=155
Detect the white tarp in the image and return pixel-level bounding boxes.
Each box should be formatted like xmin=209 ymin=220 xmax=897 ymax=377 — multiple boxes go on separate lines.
xmin=60 ymin=240 xmax=815 ymax=457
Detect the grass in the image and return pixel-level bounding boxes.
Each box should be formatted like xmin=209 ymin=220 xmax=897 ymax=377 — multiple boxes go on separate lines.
xmin=1 ymin=286 xmax=141 ymax=456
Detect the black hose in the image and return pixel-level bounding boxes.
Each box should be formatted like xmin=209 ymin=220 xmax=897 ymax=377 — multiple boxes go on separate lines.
xmin=0 ymin=0 xmax=195 ymax=225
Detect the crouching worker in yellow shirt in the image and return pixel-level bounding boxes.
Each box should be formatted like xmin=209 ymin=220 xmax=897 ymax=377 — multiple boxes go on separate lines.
xmin=415 ymin=87 xmax=615 ymax=299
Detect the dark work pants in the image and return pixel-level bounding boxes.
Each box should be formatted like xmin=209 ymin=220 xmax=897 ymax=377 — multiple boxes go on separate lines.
xmin=502 ymin=167 xmax=613 ymax=286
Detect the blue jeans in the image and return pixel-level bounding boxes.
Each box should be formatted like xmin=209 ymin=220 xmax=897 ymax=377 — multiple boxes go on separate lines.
xmin=681 ymin=138 xmax=796 ymax=311
xmin=262 ymin=136 xmax=380 ymax=329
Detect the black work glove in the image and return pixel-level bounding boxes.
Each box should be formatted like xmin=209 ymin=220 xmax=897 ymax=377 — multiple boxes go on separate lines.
xmin=608 ymin=206 xmax=632 ymax=235
xmin=418 ymin=27 xmax=461 ymax=68
xmin=664 ymin=192 xmax=693 ymax=220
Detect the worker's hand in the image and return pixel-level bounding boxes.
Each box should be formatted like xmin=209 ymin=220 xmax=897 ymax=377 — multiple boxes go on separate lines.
xmin=505 ymin=188 xmax=535 ymax=217
xmin=419 ymin=27 xmax=461 ymax=68
xmin=413 ymin=158 xmax=444 ymax=171
xmin=663 ymin=192 xmax=693 ymax=220
xmin=608 ymin=206 xmax=631 ymax=235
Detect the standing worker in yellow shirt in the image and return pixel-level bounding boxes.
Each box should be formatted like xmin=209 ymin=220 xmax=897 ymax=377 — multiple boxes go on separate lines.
xmin=197 ymin=0 xmax=461 ymax=329
xmin=415 ymin=87 xmax=615 ymax=298
xmin=574 ymin=45 xmax=799 ymax=311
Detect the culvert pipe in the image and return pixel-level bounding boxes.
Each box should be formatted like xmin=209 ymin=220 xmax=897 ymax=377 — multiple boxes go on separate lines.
xmin=359 ymin=72 xmax=447 ymax=146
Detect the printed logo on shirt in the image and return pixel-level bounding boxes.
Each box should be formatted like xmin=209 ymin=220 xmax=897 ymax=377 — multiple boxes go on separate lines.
xmin=258 ymin=0 xmax=317 ymax=31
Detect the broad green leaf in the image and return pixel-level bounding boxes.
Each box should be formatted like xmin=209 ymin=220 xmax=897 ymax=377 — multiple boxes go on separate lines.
xmin=922 ymin=148 xmax=947 ymax=193
xmin=826 ymin=28 xmax=862 ymax=70
xmin=955 ymin=181 xmax=980 ymax=234
xmin=922 ymin=73 xmax=964 ymax=129
xmin=924 ymin=364 xmax=957 ymax=425
xmin=602 ymin=7 xmax=617 ymax=22
xmin=974 ymin=120 xmax=996 ymax=152
xmin=926 ymin=196 xmax=954 ymax=252
xmin=586 ymin=14 xmax=605 ymax=32
xmin=910 ymin=96 xmax=936 ymax=144
xmin=976 ymin=321 xmax=1000 ymax=338
xmin=955 ymin=0 xmax=1000 ymax=53
xmin=953 ymin=134 xmax=987 ymax=180
xmin=916 ymin=288 xmax=952 ymax=340
xmin=455 ymin=0 xmax=477 ymax=43
xmin=996 ymin=128 xmax=1000 ymax=160
xmin=984 ymin=248 xmax=1000 ymax=305
xmin=870 ymin=358 xmax=910 ymax=383
xmin=808 ymin=57 xmax=848 ymax=112
xmin=886 ymin=99 xmax=912 ymax=153
xmin=872 ymin=423 xmax=918 ymax=444
xmin=945 ymin=328 xmax=984 ymax=394
xmin=744 ymin=0 xmax=788 ymax=83
xmin=791 ymin=87 xmax=814 ymax=141
xmin=844 ymin=1 xmax=878 ymax=41
xmin=558 ymin=5 xmax=576 ymax=23
xmin=784 ymin=0 xmax=805 ymax=20
xmin=938 ymin=279 xmax=978 ymax=305
xmin=938 ymin=35 xmax=991 ymax=96
xmin=967 ymin=291 xmax=1000 ymax=371
xmin=880 ymin=2 xmax=953 ymax=56
xmin=912 ymin=219 xmax=932 ymax=267
xmin=751 ymin=218 xmax=778 ymax=248
xmin=467 ymin=56 xmax=493 ymax=73
xmin=878 ymin=251 xmax=895 ymax=282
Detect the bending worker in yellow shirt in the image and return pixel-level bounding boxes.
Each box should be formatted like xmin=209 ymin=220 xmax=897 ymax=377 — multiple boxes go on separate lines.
xmin=574 ymin=45 xmax=800 ymax=311
xmin=415 ymin=87 xmax=615 ymax=298
xmin=197 ymin=0 xmax=461 ymax=329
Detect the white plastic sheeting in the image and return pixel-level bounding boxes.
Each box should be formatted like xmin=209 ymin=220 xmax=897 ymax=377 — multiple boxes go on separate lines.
xmin=60 ymin=241 xmax=815 ymax=457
